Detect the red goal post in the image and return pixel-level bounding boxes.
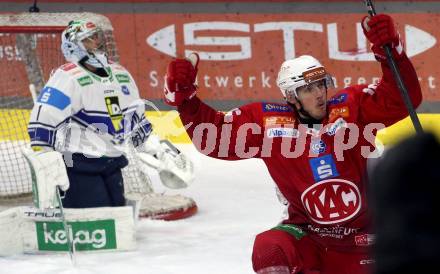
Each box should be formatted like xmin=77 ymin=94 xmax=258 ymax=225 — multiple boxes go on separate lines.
xmin=0 ymin=12 xmax=197 ymax=220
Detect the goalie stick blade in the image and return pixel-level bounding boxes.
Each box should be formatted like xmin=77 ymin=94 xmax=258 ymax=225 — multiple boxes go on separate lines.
xmin=137 ymin=193 xmax=198 ymax=221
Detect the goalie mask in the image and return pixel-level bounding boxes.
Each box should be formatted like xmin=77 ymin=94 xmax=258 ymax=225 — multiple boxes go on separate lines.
xmin=61 ymin=20 xmax=108 ymax=68
xmin=276 ymin=55 xmax=334 ymax=102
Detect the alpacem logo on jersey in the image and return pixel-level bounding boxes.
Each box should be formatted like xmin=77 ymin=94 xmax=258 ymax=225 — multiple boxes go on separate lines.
xmin=36 ymin=219 xmax=116 ymax=251
xmin=267 ymin=127 xmax=299 ymax=138
xmin=301 ymin=179 xmax=361 ymax=225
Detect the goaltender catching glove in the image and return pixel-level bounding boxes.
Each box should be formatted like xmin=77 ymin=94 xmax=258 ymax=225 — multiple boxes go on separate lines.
xmin=164 ymin=53 xmax=199 ymax=106
xmin=135 ymin=134 xmax=194 ymax=189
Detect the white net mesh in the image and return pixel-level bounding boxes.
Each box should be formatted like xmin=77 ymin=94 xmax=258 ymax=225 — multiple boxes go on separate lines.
xmin=0 ymin=31 xmax=63 ymax=200
xmin=0 ymin=13 xmax=113 ymax=30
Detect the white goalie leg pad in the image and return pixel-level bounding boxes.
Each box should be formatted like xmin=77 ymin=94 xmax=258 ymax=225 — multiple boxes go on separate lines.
xmin=0 ymin=207 xmax=25 ymax=255
xmin=22 ymin=148 xmax=70 ymax=209
xmin=136 ymin=135 xmax=195 ymax=189
xmin=0 ymin=206 xmax=136 ymax=255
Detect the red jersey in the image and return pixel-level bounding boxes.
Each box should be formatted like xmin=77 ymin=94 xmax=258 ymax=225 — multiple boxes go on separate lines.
xmin=178 ymin=54 xmax=422 ymax=251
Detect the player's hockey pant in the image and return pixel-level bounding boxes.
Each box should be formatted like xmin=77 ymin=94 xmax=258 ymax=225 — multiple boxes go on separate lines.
xmin=252 ymin=228 xmax=373 ymax=274
xmin=62 ymin=153 xmax=128 ymax=208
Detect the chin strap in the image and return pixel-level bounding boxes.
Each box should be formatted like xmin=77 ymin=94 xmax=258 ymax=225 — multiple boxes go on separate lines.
xmin=85 ymin=52 xmax=108 ymax=68
xmin=79 ymin=58 xmax=109 ymax=77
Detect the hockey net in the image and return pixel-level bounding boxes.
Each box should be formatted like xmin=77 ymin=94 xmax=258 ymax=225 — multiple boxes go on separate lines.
xmin=0 ymin=12 xmax=196 ymax=220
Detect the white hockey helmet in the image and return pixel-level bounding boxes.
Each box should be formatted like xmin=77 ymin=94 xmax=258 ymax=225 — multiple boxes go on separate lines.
xmin=61 ymin=20 xmax=108 ymax=68
xmin=276 ymin=55 xmax=333 ymax=99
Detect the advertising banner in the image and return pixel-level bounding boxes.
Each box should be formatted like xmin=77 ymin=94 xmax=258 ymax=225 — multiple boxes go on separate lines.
xmin=108 ymin=13 xmax=439 ymax=108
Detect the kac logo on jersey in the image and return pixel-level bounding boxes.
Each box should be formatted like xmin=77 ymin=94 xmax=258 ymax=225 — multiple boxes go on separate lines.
xmin=121 ymin=85 xmax=130 ymax=95
xmin=301 ymin=179 xmax=361 ymax=224
xmin=310 ymin=139 xmax=326 ymax=155
xmin=309 ymin=154 xmax=339 ymax=182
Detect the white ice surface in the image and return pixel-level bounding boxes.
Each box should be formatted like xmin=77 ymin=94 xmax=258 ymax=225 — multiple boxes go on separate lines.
xmin=0 ymin=144 xmax=285 ymax=274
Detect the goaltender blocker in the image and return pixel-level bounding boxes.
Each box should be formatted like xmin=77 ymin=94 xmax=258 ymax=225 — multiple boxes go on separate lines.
xmin=26 ymin=20 xmax=193 ymax=209
xmin=164 ymin=14 xmax=422 ymax=274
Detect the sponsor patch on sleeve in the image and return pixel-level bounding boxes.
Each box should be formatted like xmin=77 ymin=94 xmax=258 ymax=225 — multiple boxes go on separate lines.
xmin=328 ymin=106 xmax=350 ymax=122
xmin=264 ymin=116 xmax=295 ymax=126
xmin=328 ymin=93 xmax=347 ymax=106
xmin=326 ymin=118 xmax=347 ymax=136
xmin=37 ymin=87 xmax=71 ymax=110
xmin=60 ymin=63 xmax=77 ymax=71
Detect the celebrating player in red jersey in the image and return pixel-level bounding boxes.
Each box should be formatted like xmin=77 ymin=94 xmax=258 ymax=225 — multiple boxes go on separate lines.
xmin=164 ymin=14 xmax=422 ymax=274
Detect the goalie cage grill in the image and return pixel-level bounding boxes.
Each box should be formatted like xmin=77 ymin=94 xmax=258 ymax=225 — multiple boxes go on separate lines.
xmin=0 ymin=12 xmax=197 ymax=220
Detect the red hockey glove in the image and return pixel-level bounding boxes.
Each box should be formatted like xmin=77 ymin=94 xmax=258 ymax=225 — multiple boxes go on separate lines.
xmin=164 ymin=53 xmax=199 ymax=106
xmin=362 ymin=14 xmax=404 ymax=61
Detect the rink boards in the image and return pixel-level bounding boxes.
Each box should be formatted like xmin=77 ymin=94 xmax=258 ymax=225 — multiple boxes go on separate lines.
xmin=1 ymin=109 xmax=439 ymax=145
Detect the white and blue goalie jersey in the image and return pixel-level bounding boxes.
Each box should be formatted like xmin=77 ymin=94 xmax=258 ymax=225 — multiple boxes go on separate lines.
xmin=28 ymin=62 xmax=151 ymax=157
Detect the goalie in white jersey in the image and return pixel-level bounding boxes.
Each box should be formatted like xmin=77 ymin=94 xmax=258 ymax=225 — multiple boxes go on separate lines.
xmin=26 ymin=20 xmax=194 ymax=209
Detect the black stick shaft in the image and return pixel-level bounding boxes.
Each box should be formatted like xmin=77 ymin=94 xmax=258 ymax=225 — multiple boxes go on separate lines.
xmin=29 ymin=0 xmax=40 ymax=12
xmin=364 ymin=0 xmax=423 ymax=134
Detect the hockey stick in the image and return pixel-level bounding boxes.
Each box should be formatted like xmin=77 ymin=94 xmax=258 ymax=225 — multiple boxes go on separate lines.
xmin=363 ymin=0 xmax=423 ymax=135
xmin=56 ymin=187 xmax=76 ymax=266
xmin=29 ymin=84 xmax=38 ymax=103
